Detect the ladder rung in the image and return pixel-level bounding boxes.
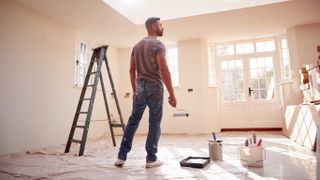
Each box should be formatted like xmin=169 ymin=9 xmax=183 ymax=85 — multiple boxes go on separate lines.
xmin=80 ymin=98 xmax=91 ymax=101
xmin=86 ymin=85 xmax=94 ymax=87
xmin=90 ymin=60 xmax=101 ymax=64
xmin=88 ymin=72 xmax=97 ymax=75
xmin=69 ymin=139 xmax=82 ymax=143
xmin=73 ymin=125 xmax=86 ymax=128
xmin=111 ymin=124 xmax=123 ymax=128
xmin=77 ymin=111 xmax=88 ymax=114
xmin=90 ymin=59 xmax=97 ymax=63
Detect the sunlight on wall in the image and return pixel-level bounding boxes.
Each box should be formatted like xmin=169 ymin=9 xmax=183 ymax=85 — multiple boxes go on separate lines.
xmin=284 ymin=104 xmax=318 ymax=150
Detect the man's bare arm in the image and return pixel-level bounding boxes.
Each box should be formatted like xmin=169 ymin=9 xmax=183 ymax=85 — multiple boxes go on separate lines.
xmin=157 ymin=53 xmax=177 ymax=107
xmin=129 ymin=55 xmax=136 ymax=97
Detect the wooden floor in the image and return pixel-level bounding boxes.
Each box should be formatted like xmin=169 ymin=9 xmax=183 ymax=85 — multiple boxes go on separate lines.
xmin=0 ymin=132 xmax=316 ymax=179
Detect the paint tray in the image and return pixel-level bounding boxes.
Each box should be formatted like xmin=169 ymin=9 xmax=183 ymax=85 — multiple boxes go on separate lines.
xmin=180 ymin=156 xmax=210 ymax=168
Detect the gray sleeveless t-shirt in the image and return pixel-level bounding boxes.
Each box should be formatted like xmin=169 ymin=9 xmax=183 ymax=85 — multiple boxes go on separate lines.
xmin=131 ymin=37 xmax=166 ymax=87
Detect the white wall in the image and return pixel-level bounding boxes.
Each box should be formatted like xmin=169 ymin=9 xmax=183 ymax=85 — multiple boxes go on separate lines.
xmin=282 ymin=23 xmax=320 ymax=136
xmin=281 ymin=23 xmax=320 ymax=107
xmin=0 ymin=1 xmax=120 ymax=155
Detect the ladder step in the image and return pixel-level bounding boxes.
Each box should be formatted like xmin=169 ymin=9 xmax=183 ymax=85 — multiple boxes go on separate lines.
xmin=73 ymin=125 xmax=86 ymax=128
xmin=86 ymin=85 xmax=94 ymax=87
xmin=90 ymin=60 xmax=101 ymax=64
xmin=111 ymin=124 xmax=124 ymax=128
xmin=88 ymin=72 xmax=97 ymax=75
xmin=77 ymin=111 xmax=88 ymax=114
xmin=69 ymin=139 xmax=82 ymax=143
xmin=80 ymin=98 xmax=91 ymax=101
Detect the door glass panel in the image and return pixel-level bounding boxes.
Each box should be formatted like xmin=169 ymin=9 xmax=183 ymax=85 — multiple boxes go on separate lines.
xmin=221 ymin=59 xmax=245 ymax=102
xmin=249 ymin=57 xmax=275 ymax=100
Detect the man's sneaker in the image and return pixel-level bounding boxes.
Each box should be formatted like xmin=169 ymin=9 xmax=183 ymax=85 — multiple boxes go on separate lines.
xmin=145 ymin=160 xmax=163 ymax=168
xmin=114 ymin=159 xmax=125 ymax=167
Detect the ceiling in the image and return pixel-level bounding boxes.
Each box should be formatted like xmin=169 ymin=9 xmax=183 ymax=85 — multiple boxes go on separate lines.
xmin=11 ymin=0 xmax=320 ymax=48
xmin=102 ymin=0 xmax=289 ymax=24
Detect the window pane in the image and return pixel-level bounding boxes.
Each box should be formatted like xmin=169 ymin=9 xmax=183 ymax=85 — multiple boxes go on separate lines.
xmin=282 ymin=49 xmax=289 ymax=59
xmin=260 ymin=90 xmax=267 ymax=99
xmin=256 ymin=58 xmax=263 ymax=68
xmin=266 ymin=40 xmax=275 ymax=51
xmin=166 ymin=47 xmax=179 ymax=87
xmin=208 ymin=46 xmax=215 ymax=87
xmin=249 ymin=57 xmax=275 ymax=100
xmin=280 ymin=38 xmax=291 ymax=81
xmin=256 ymin=40 xmax=275 ymax=52
xmin=252 ymin=90 xmax=259 ymax=99
xmin=216 ymin=45 xmax=234 ymax=56
xmin=236 ymin=42 xmax=254 ymax=54
xmin=221 ymin=59 xmax=244 ymax=102
xmin=281 ymin=39 xmax=288 ymax=48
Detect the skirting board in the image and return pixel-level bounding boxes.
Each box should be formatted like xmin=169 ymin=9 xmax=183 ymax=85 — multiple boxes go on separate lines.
xmin=221 ymin=128 xmax=282 ymax=132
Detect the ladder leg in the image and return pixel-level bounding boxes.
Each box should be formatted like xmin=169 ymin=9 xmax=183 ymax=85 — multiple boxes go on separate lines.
xmin=104 ymin=55 xmax=126 ymax=131
xmin=78 ymin=48 xmax=105 ymax=156
xmin=99 ymin=73 xmax=117 ymax=146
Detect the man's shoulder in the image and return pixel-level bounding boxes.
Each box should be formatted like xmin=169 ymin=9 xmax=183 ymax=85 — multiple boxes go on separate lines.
xmin=134 ymin=37 xmax=164 ymax=48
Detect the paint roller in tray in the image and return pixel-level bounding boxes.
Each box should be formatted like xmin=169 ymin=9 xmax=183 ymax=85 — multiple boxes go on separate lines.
xmin=173 ymin=107 xmax=189 ymax=117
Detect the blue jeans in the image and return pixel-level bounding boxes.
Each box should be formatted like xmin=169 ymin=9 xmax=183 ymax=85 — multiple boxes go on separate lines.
xmin=118 ymin=79 xmax=164 ymax=162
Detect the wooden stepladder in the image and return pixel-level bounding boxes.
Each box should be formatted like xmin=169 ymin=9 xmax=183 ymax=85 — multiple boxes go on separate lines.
xmin=65 ymin=45 xmax=125 ymax=156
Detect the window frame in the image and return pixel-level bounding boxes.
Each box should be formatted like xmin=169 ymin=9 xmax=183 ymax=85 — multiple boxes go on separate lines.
xmin=166 ymin=45 xmax=180 ymax=88
xmin=278 ymin=35 xmax=292 ymax=82
xmin=207 ymin=44 xmax=217 ymax=87
xmin=74 ymin=39 xmax=95 ymax=88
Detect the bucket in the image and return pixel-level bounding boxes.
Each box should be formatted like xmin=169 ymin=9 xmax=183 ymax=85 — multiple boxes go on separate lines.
xmin=208 ymin=140 xmax=223 ymax=160
xmin=239 ymin=145 xmax=266 ymax=167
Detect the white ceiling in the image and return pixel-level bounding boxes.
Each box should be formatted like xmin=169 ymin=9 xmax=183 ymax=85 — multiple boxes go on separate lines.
xmin=10 ymin=0 xmax=320 ymax=48
xmin=102 ymin=0 xmax=289 ymax=24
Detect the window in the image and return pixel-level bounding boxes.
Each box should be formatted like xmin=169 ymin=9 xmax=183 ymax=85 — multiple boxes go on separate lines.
xmin=255 ymin=40 xmax=275 ymax=52
xmin=208 ymin=46 xmax=215 ymax=87
xmin=216 ymin=44 xmax=234 ymax=56
xmin=167 ymin=47 xmax=179 ymax=87
xmin=236 ymin=42 xmax=254 ymax=54
xmin=75 ymin=40 xmax=93 ymax=87
xmin=215 ymin=36 xmax=280 ymax=102
xmin=221 ymin=59 xmax=245 ymax=102
xmin=280 ymin=37 xmax=292 ymax=81
xmin=249 ymin=57 xmax=275 ymax=100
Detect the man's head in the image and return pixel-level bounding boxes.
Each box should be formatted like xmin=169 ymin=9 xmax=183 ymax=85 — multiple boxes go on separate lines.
xmin=145 ymin=17 xmax=164 ymax=37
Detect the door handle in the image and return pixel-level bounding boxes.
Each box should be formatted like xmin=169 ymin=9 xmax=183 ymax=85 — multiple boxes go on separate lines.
xmin=248 ymin=87 xmax=254 ymax=96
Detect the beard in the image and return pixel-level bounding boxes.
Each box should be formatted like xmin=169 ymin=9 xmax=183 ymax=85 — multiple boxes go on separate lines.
xmin=156 ymin=29 xmax=163 ymax=37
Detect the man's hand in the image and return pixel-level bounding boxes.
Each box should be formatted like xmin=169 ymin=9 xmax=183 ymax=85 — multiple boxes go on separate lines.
xmin=168 ymin=96 xmax=177 ymax=108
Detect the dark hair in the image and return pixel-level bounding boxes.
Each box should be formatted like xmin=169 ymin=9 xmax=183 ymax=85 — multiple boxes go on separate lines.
xmin=145 ymin=17 xmax=160 ymax=30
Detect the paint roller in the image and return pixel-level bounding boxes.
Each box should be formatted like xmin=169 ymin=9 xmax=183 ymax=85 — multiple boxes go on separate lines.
xmin=173 ymin=108 xmax=189 ymax=117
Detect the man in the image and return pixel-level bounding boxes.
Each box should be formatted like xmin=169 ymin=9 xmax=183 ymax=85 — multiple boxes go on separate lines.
xmin=114 ymin=17 xmax=177 ymax=168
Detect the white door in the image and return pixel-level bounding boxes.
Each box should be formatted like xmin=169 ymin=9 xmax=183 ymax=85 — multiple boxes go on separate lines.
xmin=219 ymin=54 xmax=282 ymax=128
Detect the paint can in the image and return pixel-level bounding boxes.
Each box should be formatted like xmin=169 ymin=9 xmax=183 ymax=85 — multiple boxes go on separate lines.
xmin=239 ymin=145 xmax=266 ymax=167
xmin=208 ymin=140 xmax=223 ymax=161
